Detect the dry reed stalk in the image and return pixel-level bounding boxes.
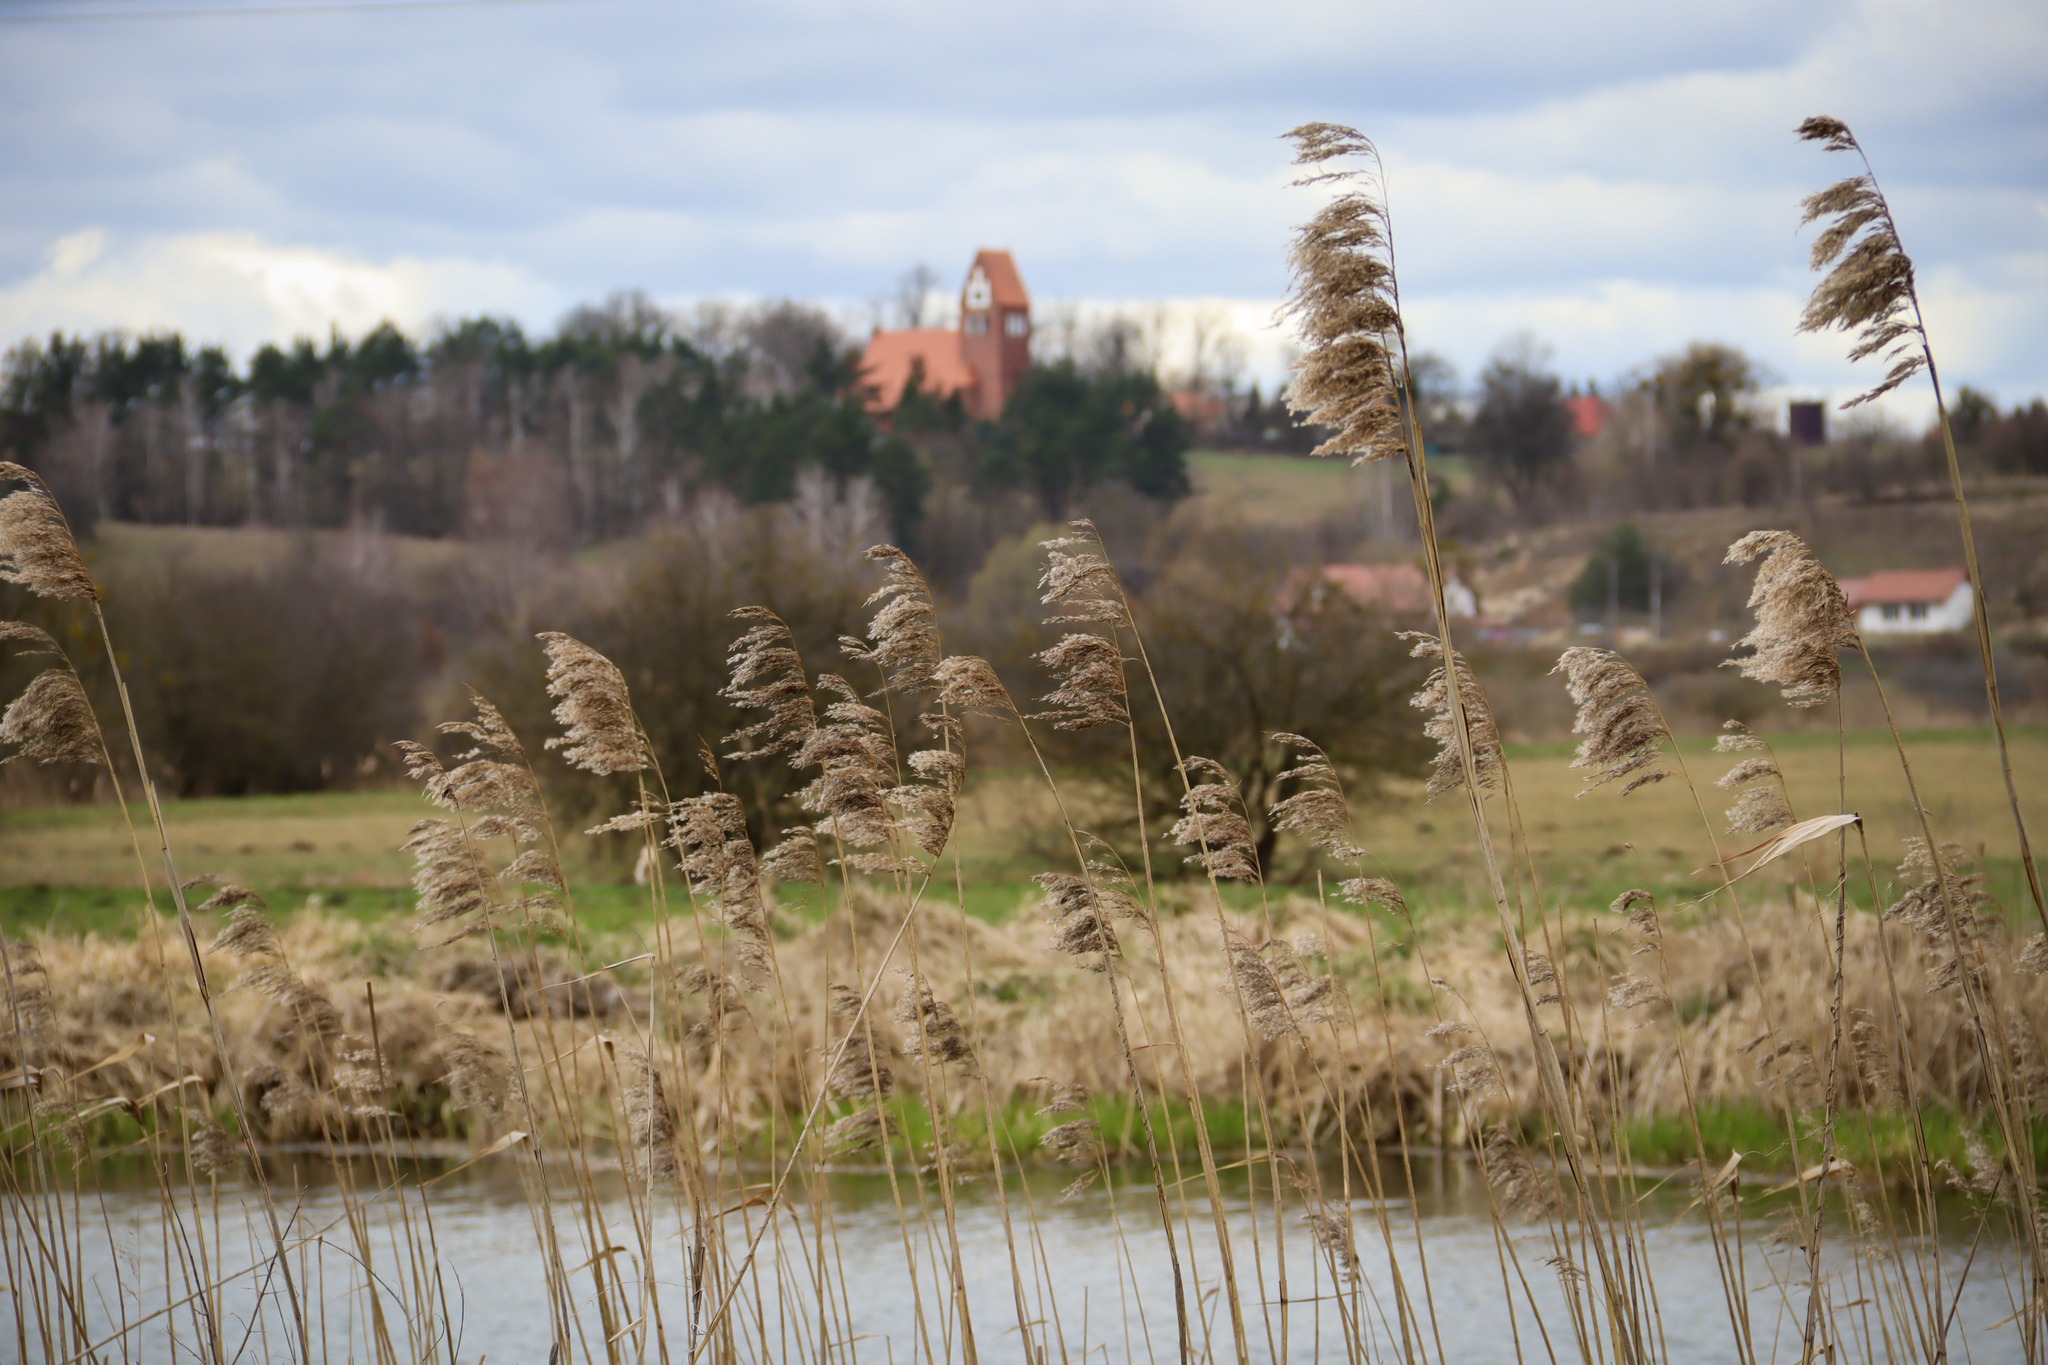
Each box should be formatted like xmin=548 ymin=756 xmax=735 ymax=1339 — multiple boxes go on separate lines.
xmin=0 ymin=463 xmax=314 ymax=1361
xmin=1286 ymin=122 xmax=1680 ymax=1361
xmin=1037 ymin=520 xmax=1255 ymax=1365
xmin=1795 ymin=117 xmax=2047 ymax=938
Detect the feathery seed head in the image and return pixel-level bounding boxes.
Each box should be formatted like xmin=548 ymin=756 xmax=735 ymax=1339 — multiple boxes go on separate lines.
xmin=1553 ymin=647 xmax=1670 ymax=797
xmin=1715 ymin=719 xmax=1767 ymax=753
xmin=1038 ymin=523 xmax=1131 ymax=628
xmin=405 ymin=817 xmax=491 ymax=936
xmin=669 ymin=792 xmax=773 ymax=977
xmin=1034 ymin=872 xmax=1121 ymax=962
xmin=1281 ymin=125 xmax=1411 ymax=465
xmin=1722 ymin=531 xmax=1855 ymax=709
xmin=1033 ymin=632 xmax=1129 ymax=731
xmin=1484 ymin=1127 xmax=1560 ymax=1218
xmin=894 ymin=974 xmax=976 ymax=1071
xmin=1170 ymin=756 xmax=1261 ymax=883
xmin=723 ymin=607 xmax=820 ymax=761
xmin=207 ymin=896 xmax=280 ymax=960
xmin=1795 ymin=117 xmax=1927 ymax=407
xmin=854 ymin=544 xmax=943 ymax=693
xmin=1223 ymin=931 xmax=1298 ymax=1041
xmin=1268 ymin=733 xmax=1369 ymax=860
xmin=1040 ymin=1118 xmax=1101 ymax=1167
xmin=761 ymin=826 xmax=824 ymax=885
xmin=1 ymin=668 xmax=102 ymax=767
xmin=0 ymin=465 xmax=96 ymax=601
xmin=1339 ymin=875 xmax=1409 ymax=919
xmin=1404 ymin=633 xmax=1503 ymax=799
xmin=826 ymin=982 xmax=895 ymax=1102
xmin=931 ymin=654 xmax=1015 ymax=719
xmin=825 ymin=1107 xmax=894 ymax=1157
xmin=1714 ymin=724 xmax=1792 ymax=834
xmin=0 ymin=621 xmax=61 ymax=656
xmin=537 ymin=633 xmax=648 ymax=775
xmin=187 ymin=1118 xmax=239 ymax=1178
xmin=1305 ymin=1206 xmax=1362 ymax=1281
xmin=622 ymin=1050 xmax=680 ymax=1187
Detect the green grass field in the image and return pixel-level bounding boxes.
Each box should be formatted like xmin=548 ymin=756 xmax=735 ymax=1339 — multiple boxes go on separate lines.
xmin=6 ymin=724 xmax=2042 ymax=940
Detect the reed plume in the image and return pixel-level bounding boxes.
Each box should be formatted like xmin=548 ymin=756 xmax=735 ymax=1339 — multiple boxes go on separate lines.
xmin=1222 ymin=933 xmax=1298 ymax=1042
xmin=892 ymin=747 xmax=961 ymax=858
xmin=1722 ymin=531 xmax=1855 ymax=709
xmin=1715 ymin=722 xmax=1792 ymax=835
xmin=1482 ymin=1126 xmax=1559 ymax=1218
xmin=1887 ymin=839 xmax=1994 ymax=994
xmin=894 ymin=974 xmax=976 ymax=1071
xmin=1267 ymin=733 xmax=1367 ymax=860
xmin=1794 ymin=117 xmax=1926 ymax=407
xmin=1797 ymin=116 xmax=2048 ymax=946
xmin=0 ymin=464 xmax=96 ymax=601
xmin=1038 ymin=524 xmax=1131 ymax=627
xmin=404 ymin=818 xmax=492 ymax=938
xmin=1034 ymin=872 xmax=1122 ymax=962
xmin=621 ymin=1049 xmax=680 ymax=1187
xmin=1169 ymin=756 xmax=1260 ymax=882
xmin=931 ymin=654 xmax=1016 ymax=717
xmin=825 ymin=982 xmax=894 ymax=1102
xmin=1403 ymin=633 xmax=1502 ymax=798
xmin=796 ymin=673 xmax=899 ymax=865
xmin=1033 ymin=633 xmax=1130 ymax=731
xmin=760 ymin=825 xmax=824 ymax=884
xmin=849 ymin=544 xmax=942 ymax=694
xmin=201 ymin=884 xmax=343 ymax=1040
xmin=668 ymin=792 xmax=773 ymax=977
xmin=1280 ymin=124 xmax=1408 ymax=464
xmin=723 ymin=607 xmax=818 ymax=759
xmin=537 ymin=632 xmax=648 ymax=775
xmin=1553 ymin=647 xmax=1669 ymax=796
xmin=1 ymin=668 xmax=102 ymax=767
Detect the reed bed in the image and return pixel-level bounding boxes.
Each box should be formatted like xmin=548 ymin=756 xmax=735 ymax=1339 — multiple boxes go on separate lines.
xmin=2 ymin=116 xmax=2044 ymax=1364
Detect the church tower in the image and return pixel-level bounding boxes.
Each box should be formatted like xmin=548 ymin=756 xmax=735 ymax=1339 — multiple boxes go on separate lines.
xmin=957 ymin=249 xmax=1030 ymax=421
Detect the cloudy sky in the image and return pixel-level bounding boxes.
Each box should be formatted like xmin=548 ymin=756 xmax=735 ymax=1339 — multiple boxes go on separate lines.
xmin=2 ymin=0 xmax=2044 ymax=422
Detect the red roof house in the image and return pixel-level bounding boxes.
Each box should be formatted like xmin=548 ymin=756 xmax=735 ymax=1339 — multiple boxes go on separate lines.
xmin=1837 ymin=568 xmax=1972 ymax=635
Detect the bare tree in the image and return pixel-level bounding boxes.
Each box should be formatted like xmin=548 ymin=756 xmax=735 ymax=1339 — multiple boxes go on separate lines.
xmin=894 ymin=263 xmax=941 ymax=329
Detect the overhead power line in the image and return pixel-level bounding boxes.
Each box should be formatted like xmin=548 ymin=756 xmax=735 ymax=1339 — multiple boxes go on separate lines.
xmin=0 ymin=0 xmax=603 ymax=23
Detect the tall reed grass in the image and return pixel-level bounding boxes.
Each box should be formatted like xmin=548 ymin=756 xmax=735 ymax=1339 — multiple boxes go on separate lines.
xmin=1 ymin=117 xmax=2043 ymax=1364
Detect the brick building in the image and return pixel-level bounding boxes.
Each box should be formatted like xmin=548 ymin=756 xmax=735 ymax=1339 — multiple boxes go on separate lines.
xmin=860 ymin=250 xmax=1031 ymax=421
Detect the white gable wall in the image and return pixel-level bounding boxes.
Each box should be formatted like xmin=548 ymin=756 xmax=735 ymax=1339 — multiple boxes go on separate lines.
xmin=1857 ymin=582 xmax=1974 ymax=635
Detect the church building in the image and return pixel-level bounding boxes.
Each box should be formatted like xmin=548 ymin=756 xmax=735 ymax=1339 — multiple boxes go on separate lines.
xmin=860 ymin=250 xmax=1031 ymax=422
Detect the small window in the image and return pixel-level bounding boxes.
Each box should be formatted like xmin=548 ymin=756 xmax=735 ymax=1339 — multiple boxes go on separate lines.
xmin=1909 ymin=602 xmax=1928 ymax=621
xmin=1004 ymin=311 xmax=1029 ymax=338
xmin=1882 ymin=605 xmax=1899 ymax=621
xmin=965 ymin=314 xmax=988 ymax=336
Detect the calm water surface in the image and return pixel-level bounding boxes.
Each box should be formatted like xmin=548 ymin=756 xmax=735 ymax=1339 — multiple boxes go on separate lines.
xmin=9 ymin=1151 xmax=2032 ymax=1363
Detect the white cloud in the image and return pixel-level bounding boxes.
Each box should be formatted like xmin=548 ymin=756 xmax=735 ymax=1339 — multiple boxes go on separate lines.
xmin=0 ymin=230 xmax=562 ymax=358
xmin=0 ymin=0 xmax=2041 ymax=410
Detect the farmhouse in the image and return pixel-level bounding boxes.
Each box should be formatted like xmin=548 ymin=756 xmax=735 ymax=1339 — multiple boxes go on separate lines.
xmin=1838 ymin=568 xmax=1973 ymax=635
xmin=860 ymin=250 xmax=1032 ymax=421
xmin=1280 ymin=562 xmax=1477 ymax=620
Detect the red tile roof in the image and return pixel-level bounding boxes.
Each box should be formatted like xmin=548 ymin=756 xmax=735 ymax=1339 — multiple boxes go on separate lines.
xmin=970 ymin=250 xmax=1029 ymax=309
xmin=1839 ymin=568 xmax=1969 ymax=607
xmin=1564 ymin=394 xmax=1607 ymax=440
xmin=1281 ymin=563 xmax=1432 ymax=616
xmin=858 ymin=328 xmax=977 ymax=413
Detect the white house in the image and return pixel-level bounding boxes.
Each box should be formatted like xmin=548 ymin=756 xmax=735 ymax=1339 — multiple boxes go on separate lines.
xmin=1839 ymin=568 xmax=1973 ymax=636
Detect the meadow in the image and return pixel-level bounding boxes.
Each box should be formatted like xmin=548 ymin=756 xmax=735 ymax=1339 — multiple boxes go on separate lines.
xmin=5 ymin=726 xmax=2043 ymax=939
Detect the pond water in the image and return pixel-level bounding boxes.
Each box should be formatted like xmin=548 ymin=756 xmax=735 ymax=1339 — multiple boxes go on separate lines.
xmin=8 ymin=1150 xmax=2033 ymax=1363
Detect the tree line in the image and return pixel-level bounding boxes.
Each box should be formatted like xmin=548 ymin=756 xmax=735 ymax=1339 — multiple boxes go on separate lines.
xmin=0 ymin=292 xmax=1192 ymax=548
